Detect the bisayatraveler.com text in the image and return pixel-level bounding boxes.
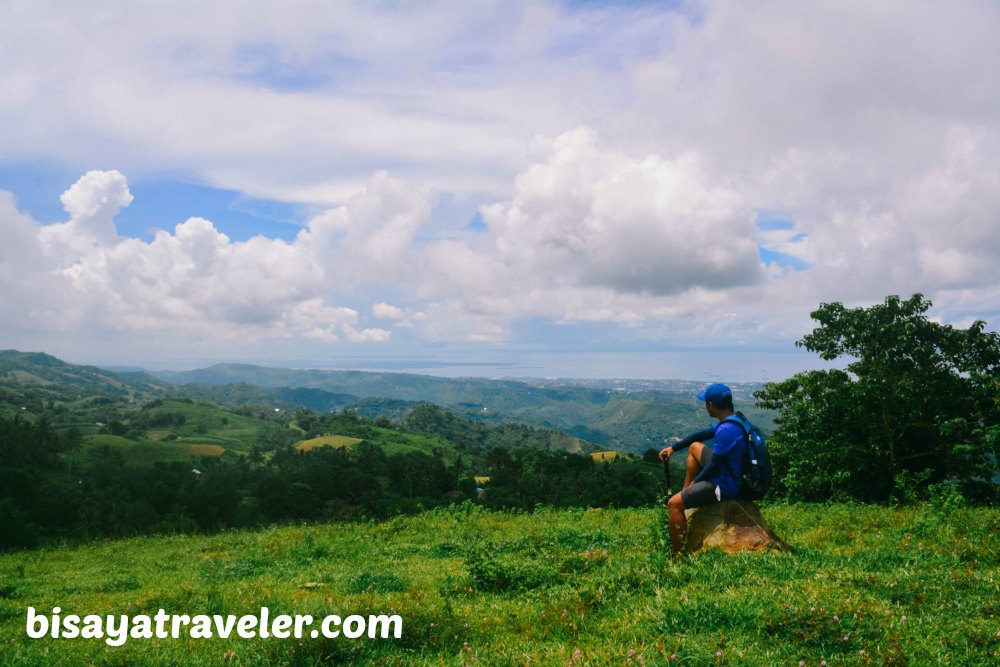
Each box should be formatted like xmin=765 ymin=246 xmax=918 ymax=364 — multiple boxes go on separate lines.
xmin=26 ymin=606 xmax=403 ymax=646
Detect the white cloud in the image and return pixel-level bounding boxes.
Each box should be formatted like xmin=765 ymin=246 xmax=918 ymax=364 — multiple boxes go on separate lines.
xmin=486 ymin=128 xmax=762 ymax=295
xmin=1 ymin=171 xmax=402 ymax=351
xmin=0 ymin=1 xmax=617 ymax=203
xmin=402 ymin=128 xmax=765 ymax=332
xmin=38 ymin=170 xmax=133 ymax=264
xmin=0 ymin=192 xmax=58 ymax=335
xmin=302 ymin=171 xmax=432 ymax=279
xmin=342 ymin=325 xmax=391 ymax=343
xmin=605 ymin=0 xmax=1000 ymax=331
xmin=373 ymin=303 xmax=405 ymax=320
xmin=2 ymin=1 xmax=999 ymax=370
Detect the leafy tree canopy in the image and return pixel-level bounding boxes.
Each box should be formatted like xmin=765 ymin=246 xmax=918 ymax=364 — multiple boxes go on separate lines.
xmin=755 ymin=294 xmax=1000 ymax=503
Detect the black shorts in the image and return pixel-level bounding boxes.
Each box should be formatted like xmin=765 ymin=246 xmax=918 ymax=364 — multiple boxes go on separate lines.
xmin=680 ymin=447 xmax=722 ymax=508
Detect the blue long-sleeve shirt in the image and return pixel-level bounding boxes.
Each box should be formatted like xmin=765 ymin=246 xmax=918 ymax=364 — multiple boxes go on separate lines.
xmin=670 ymin=426 xmax=716 ymax=453
xmin=675 ymin=420 xmax=746 ymax=499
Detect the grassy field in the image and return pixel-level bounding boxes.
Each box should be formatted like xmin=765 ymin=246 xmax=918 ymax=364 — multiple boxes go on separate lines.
xmin=61 ymin=397 xmax=461 ymax=468
xmin=1 ymin=502 xmax=997 ymax=666
xmin=63 ymin=399 xmax=283 ymax=466
xmin=180 ymin=444 xmax=226 ymax=457
xmin=80 ymin=434 xmax=195 ymax=466
xmin=140 ymin=400 xmax=262 ymax=455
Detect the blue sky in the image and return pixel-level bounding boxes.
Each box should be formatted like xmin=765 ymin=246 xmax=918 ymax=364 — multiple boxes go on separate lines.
xmin=0 ymin=163 xmax=307 ymax=241
xmin=1 ymin=1 xmax=998 ymax=380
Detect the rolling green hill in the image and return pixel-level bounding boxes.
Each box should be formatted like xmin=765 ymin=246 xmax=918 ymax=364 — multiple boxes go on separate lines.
xmin=3 ymin=353 xmax=656 ymax=547
xmin=1 ymin=351 xmax=776 ymax=454
xmin=0 ymin=351 xmax=605 ymax=478
xmin=0 ymin=350 xmax=773 ymax=470
xmin=0 ymin=350 xmax=168 ymax=419
xmin=155 ymin=363 xmax=775 ymax=451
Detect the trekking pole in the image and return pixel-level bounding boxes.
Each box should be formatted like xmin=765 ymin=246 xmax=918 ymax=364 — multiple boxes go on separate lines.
xmin=663 ymin=454 xmax=673 ymax=496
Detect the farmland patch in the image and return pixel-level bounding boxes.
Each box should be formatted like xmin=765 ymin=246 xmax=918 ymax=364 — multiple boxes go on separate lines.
xmin=180 ymin=443 xmax=225 ymax=457
xmin=295 ymin=435 xmax=364 ymax=452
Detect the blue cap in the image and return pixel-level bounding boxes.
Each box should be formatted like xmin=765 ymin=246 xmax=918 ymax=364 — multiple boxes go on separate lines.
xmin=697 ymin=383 xmax=732 ymax=405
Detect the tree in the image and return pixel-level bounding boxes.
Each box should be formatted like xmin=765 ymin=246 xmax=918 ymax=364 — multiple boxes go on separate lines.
xmin=755 ymin=294 xmax=1000 ymax=503
xmin=248 ymin=445 xmax=265 ymax=467
xmin=0 ymin=498 xmax=38 ymax=551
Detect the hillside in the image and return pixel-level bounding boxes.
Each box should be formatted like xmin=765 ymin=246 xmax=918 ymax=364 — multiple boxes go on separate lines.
xmin=0 ymin=351 xmax=605 ymax=460
xmin=0 ymin=350 xmax=782 ymax=548
xmin=0 ymin=350 xmax=168 ymax=410
xmin=156 ymin=362 xmax=775 ymax=451
xmin=0 ymin=350 xmax=777 ymax=453
xmin=1 ymin=503 xmax=997 ymax=666
xmin=2 ymin=355 xmax=666 ymax=547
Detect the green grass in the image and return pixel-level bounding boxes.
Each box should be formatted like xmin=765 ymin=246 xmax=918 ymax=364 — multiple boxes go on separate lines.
xmin=1 ymin=502 xmax=998 ymax=666
xmin=80 ymin=434 xmax=198 ymax=466
xmin=68 ymin=399 xmax=270 ymax=466
xmin=365 ymin=426 xmax=455 ymax=457
xmin=140 ymin=400 xmax=261 ymax=454
xmin=84 ymin=433 xmax=138 ymax=449
xmin=68 ymin=402 xmax=461 ymax=470
xmin=174 ymin=435 xmax=231 ymax=445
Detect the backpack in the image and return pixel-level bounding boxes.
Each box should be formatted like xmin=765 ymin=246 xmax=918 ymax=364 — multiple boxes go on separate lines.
xmin=721 ymin=413 xmax=773 ymax=500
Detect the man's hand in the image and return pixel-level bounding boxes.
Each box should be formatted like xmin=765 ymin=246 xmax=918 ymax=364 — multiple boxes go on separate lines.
xmin=659 ymin=446 xmax=674 ymax=461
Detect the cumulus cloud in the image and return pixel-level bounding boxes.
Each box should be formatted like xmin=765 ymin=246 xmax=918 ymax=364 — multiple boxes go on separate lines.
xmin=302 ymin=171 xmax=432 ymax=283
xmin=373 ymin=303 xmax=406 ymax=320
xmin=481 ymin=128 xmax=762 ymax=296
xmin=389 ymin=128 xmax=769 ymax=337
xmin=38 ymin=170 xmax=133 ymax=264
xmin=623 ymin=0 xmax=1000 ymax=307
xmin=2 ymin=1 xmax=1000 ymax=366
xmin=342 ymin=325 xmax=392 ymax=343
xmin=0 ymin=192 xmax=57 ymax=334
xmin=3 ymin=149 xmax=769 ymax=355
xmin=1 ymin=171 xmax=401 ymax=350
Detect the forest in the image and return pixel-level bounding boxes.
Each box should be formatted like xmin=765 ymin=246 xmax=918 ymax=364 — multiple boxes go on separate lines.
xmin=0 ymin=399 xmax=663 ymax=550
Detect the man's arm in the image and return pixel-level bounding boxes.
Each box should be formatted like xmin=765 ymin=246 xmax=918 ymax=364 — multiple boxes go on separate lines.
xmin=672 ymin=426 xmax=716 ymax=452
xmin=660 ymin=426 xmax=715 ymax=460
xmin=692 ymin=454 xmax=724 ymax=485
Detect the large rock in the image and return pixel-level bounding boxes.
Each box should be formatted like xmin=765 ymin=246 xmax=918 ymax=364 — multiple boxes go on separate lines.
xmin=685 ymin=500 xmax=786 ymax=553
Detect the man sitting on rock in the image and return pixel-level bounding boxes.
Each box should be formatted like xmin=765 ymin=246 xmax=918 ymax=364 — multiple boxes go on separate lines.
xmin=659 ymin=383 xmax=747 ymax=555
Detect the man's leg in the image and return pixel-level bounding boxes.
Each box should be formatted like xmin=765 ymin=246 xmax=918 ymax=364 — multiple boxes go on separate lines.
xmin=664 ymin=442 xmax=705 ymax=554
xmin=666 ymin=491 xmax=687 ymax=554
xmin=682 ymin=442 xmax=707 ymax=489
xmin=666 ymin=477 xmax=720 ymax=555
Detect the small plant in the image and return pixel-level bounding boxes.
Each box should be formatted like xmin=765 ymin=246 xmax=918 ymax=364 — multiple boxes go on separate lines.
xmin=290 ymin=533 xmax=331 ymax=560
xmin=928 ymin=480 xmax=966 ymax=512
xmin=464 ymin=543 xmax=561 ymax=593
xmin=346 ymin=571 xmax=409 ymax=594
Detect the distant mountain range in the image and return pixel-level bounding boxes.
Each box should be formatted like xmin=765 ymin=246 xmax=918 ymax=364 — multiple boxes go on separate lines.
xmin=0 ymin=350 xmax=774 ymax=452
